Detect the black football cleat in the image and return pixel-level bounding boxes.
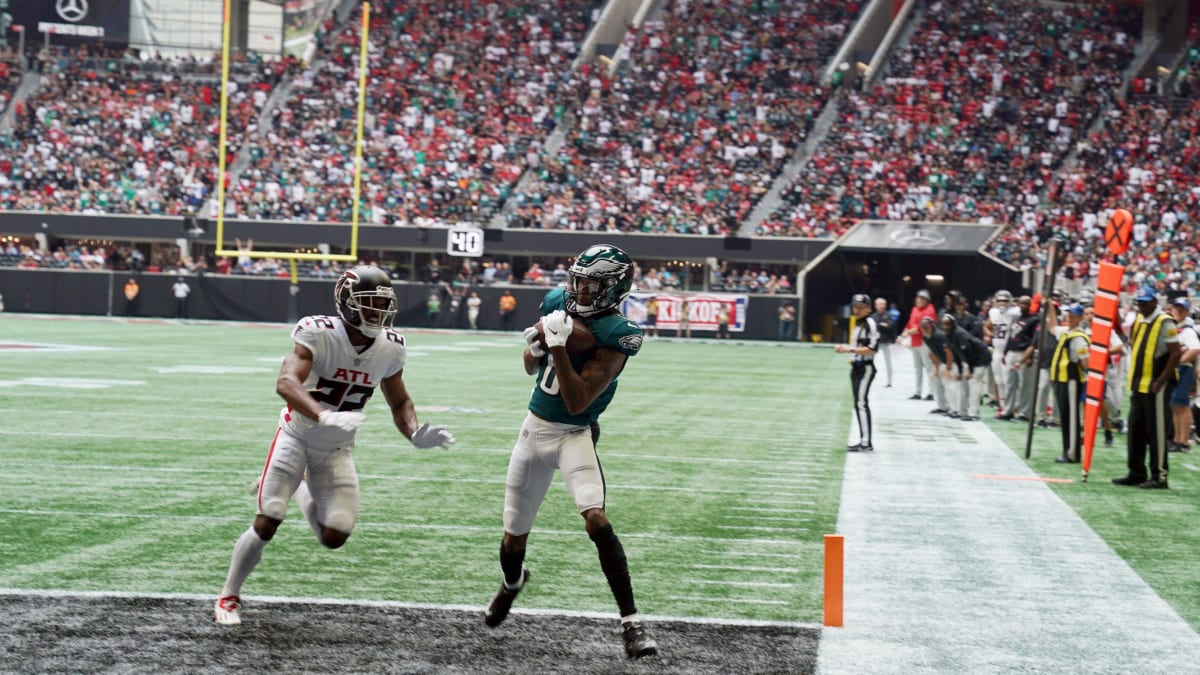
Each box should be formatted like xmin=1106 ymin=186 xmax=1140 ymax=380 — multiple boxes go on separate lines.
xmin=1139 ymin=479 xmax=1169 ymax=490
xmin=858 ymin=443 xmax=875 ymax=452
xmin=484 ymin=568 xmax=529 ymax=627
xmin=621 ymin=621 xmax=658 ymax=659
xmin=1111 ymin=474 xmax=1147 ymax=487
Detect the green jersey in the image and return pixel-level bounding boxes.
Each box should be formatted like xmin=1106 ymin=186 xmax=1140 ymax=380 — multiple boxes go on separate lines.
xmin=529 ymin=288 xmax=644 ymax=426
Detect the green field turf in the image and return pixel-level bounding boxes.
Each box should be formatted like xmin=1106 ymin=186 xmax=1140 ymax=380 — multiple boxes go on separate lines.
xmin=0 ymin=316 xmax=848 ymax=625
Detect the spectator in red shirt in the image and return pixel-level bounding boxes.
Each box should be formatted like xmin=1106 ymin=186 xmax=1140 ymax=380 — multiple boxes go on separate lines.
xmin=901 ymin=289 xmax=939 ymax=401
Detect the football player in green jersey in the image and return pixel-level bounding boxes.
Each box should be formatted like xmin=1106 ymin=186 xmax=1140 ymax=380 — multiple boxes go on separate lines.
xmin=483 ymin=244 xmax=657 ymax=660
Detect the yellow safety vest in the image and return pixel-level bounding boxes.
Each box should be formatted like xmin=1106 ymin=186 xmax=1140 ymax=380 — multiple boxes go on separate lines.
xmin=1127 ymin=313 xmax=1168 ymax=394
xmin=1051 ymin=329 xmax=1089 ymax=383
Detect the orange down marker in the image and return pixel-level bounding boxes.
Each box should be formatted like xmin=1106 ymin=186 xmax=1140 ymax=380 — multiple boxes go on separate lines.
xmin=824 ymin=534 xmax=844 ymax=627
xmin=1082 ymin=262 xmax=1125 ymax=481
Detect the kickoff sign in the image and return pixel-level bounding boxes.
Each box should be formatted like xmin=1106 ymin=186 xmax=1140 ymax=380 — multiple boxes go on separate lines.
xmin=623 ymin=292 xmax=747 ymax=332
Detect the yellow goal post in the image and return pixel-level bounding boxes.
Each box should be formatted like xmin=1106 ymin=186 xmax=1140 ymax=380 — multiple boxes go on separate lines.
xmin=212 ymin=0 xmax=371 ymax=264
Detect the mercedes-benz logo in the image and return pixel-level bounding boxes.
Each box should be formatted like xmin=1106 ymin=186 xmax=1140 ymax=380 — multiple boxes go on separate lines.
xmin=890 ymin=227 xmax=947 ymax=248
xmin=56 ymin=0 xmax=89 ymax=23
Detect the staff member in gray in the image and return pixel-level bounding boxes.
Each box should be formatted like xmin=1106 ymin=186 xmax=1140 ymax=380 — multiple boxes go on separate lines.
xmin=870 ymin=297 xmax=897 ymax=387
xmin=837 ymin=294 xmax=880 ymax=451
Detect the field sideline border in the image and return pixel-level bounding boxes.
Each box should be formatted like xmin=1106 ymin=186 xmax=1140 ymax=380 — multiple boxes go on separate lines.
xmin=0 ymin=588 xmax=819 ymax=630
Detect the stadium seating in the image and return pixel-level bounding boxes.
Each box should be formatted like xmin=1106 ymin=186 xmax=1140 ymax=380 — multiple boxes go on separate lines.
xmin=760 ymin=0 xmax=1141 ymax=238
xmin=0 ymin=46 xmax=283 ymax=214
xmin=0 ymin=48 xmax=20 ymax=119
xmin=507 ymin=0 xmax=859 ymax=234
xmin=228 ymin=0 xmax=602 ymax=224
xmin=5 ymin=1 xmax=1200 ymax=299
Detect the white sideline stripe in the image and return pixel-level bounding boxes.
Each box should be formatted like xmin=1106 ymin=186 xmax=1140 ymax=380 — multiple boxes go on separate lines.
xmin=819 ymin=352 xmax=1200 ymax=674
xmin=691 ymin=564 xmax=798 ymax=573
xmin=0 ymin=509 xmax=802 ymax=547
xmin=0 ymin=588 xmax=816 ymax=629
xmin=684 ymin=579 xmax=794 ymax=589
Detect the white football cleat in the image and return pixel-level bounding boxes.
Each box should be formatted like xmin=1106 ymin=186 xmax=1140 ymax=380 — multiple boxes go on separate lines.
xmin=214 ymin=595 xmax=242 ymax=625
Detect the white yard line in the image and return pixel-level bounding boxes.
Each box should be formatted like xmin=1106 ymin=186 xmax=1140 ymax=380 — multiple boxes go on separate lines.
xmin=673 ymin=595 xmax=791 ymax=606
xmin=691 ymin=564 xmax=798 ymax=573
xmin=726 ymin=513 xmax=814 ymax=520
xmin=729 ymin=505 xmax=811 ymax=512
xmin=818 ymin=361 xmax=1200 ymax=674
xmin=684 ymin=579 xmax=794 ymax=589
xmin=703 ymin=550 xmax=804 ymax=560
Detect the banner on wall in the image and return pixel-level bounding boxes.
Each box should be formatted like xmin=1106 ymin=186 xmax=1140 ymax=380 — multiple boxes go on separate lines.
xmin=622 ymin=292 xmax=747 ymax=333
xmin=10 ymin=0 xmax=131 ymax=47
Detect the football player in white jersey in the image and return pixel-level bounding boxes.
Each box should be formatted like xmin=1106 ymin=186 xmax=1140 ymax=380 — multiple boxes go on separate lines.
xmin=985 ymin=290 xmax=1021 ymax=415
xmin=214 ymin=265 xmax=454 ymax=625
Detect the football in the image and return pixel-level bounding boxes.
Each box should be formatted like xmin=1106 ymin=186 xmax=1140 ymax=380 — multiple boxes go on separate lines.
xmin=533 ymin=316 xmax=597 ymax=354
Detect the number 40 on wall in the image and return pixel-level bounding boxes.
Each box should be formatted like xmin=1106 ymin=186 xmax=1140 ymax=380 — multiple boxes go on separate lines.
xmin=447 ymin=224 xmax=484 ymax=258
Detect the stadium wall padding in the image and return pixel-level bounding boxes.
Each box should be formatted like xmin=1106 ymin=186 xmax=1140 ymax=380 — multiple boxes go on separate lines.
xmin=0 ymin=269 xmax=796 ymax=340
xmin=0 ymin=212 xmax=832 ymax=266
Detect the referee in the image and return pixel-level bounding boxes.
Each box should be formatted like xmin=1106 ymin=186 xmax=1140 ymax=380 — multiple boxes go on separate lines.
xmin=1114 ymin=288 xmax=1182 ymax=489
xmin=1051 ymin=304 xmax=1090 ymax=463
xmin=837 ymin=294 xmax=880 ymax=452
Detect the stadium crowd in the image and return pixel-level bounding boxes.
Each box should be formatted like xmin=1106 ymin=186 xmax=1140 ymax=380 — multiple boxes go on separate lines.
xmin=2 ymin=1 xmax=1200 ymax=300
xmin=0 ymin=47 xmax=20 ymax=119
xmin=0 ymin=46 xmax=289 ymax=215
xmin=226 ymin=0 xmax=602 ymax=224
xmin=759 ymin=0 xmax=1140 ymax=238
xmin=507 ymin=0 xmax=858 ymax=234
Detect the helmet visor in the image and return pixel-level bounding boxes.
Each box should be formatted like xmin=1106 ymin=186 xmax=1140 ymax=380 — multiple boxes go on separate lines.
xmin=353 ymin=290 xmax=397 ymax=335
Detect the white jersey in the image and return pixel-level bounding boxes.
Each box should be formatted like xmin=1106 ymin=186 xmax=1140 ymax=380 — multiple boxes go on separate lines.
xmin=277 ymin=315 xmax=407 ymax=445
xmin=988 ymin=305 xmax=1021 ymax=353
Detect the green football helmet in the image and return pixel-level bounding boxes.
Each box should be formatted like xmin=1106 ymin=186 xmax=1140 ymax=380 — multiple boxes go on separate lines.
xmin=565 ymin=244 xmax=634 ymax=318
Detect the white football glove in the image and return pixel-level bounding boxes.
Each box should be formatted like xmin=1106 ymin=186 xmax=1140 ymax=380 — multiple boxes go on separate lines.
xmin=411 ymin=422 xmax=455 ymax=449
xmin=317 ymin=410 xmax=366 ymax=433
xmin=523 ymin=325 xmax=547 ymax=358
xmin=541 ymin=310 xmax=574 ymax=349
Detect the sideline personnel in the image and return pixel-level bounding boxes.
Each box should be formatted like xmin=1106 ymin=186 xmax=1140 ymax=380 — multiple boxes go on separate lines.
xmin=837 ymin=294 xmax=879 ymax=451
xmin=1051 ymin=304 xmax=1090 ymax=463
xmin=1114 ymin=288 xmax=1181 ymax=489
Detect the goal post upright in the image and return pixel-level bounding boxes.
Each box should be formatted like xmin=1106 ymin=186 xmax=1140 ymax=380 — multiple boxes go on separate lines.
xmin=349 ymin=1 xmax=370 ymax=256
xmin=212 ymin=0 xmax=365 ymax=264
